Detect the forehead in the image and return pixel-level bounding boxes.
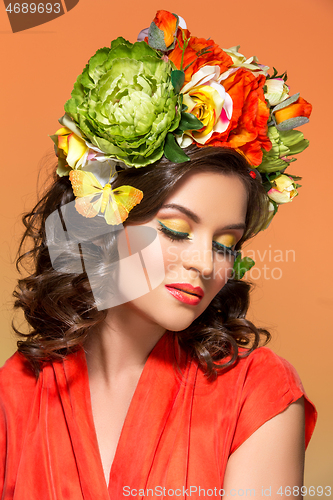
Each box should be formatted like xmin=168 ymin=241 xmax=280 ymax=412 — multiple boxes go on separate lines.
xmin=162 ymin=171 xmax=247 ymax=226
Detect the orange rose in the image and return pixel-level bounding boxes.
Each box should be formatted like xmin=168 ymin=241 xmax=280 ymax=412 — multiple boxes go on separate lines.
xmin=148 ymin=10 xmax=179 ymax=50
xmin=274 ymin=96 xmax=312 ymax=125
xmin=168 ymin=28 xmax=233 ymax=84
xmin=203 ymin=69 xmax=271 ymax=166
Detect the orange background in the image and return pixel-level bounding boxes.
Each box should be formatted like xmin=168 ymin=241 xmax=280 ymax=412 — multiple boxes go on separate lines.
xmin=0 ymin=0 xmax=332 ymax=489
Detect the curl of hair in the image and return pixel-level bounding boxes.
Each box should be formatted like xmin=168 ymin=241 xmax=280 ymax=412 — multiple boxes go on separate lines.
xmin=13 ymin=146 xmax=270 ymax=378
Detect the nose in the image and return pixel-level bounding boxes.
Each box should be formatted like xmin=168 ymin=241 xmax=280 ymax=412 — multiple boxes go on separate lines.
xmin=181 ymin=237 xmax=214 ymax=277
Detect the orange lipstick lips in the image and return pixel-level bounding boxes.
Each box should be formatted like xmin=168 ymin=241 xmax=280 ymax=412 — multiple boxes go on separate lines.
xmin=165 ymin=283 xmax=204 ymax=305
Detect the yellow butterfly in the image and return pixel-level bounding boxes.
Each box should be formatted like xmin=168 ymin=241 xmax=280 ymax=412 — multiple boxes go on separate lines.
xmin=69 ymin=170 xmax=143 ymax=225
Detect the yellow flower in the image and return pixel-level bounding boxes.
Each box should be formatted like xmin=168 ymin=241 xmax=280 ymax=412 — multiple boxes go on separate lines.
xmin=264 ymin=78 xmax=289 ymax=107
xmin=220 ymin=46 xmax=269 ymax=79
xmin=180 ymin=66 xmax=233 ymax=145
xmin=267 ymin=175 xmax=298 ymax=204
xmin=54 ymin=127 xmax=88 ymax=169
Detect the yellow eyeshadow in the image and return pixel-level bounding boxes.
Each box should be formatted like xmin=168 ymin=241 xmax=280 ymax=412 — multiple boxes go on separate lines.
xmin=214 ymin=234 xmax=236 ymax=247
xmin=157 ymin=218 xmax=192 ymax=235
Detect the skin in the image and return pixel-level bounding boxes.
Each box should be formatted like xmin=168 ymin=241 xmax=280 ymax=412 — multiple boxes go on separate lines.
xmin=114 ymin=170 xmax=247 ymax=332
xmin=83 ymin=171 xmax=305 ymax=491
xmin=223 ymin=398 xmax=305 ymax=498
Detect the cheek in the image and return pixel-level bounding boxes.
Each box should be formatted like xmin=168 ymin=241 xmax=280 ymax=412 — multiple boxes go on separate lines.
xmin=203 ymin=261 xmax=234 ymax=302
xmin=160 ymin=238 xmax=181 ymax=274
xmin=211 ymin=267 xmax=231 ymax=293
xmin=111 ymin=227 xmax=166 ymax=306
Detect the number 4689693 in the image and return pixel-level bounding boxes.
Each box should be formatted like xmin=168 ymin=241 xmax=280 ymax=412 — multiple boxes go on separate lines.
xmin=6 ymin=3 xmax=61 ymax=14
xmin=276 ymin=486 xmax=331 ymax=496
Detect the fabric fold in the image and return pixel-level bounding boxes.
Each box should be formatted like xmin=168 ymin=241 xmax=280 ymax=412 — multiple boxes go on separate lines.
xmin=0 ymin=334 xmax=317 ymax=500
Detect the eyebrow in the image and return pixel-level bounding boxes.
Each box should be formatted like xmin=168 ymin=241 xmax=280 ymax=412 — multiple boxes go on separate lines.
xmin=160 ymin=203 xmax=246 ymax=231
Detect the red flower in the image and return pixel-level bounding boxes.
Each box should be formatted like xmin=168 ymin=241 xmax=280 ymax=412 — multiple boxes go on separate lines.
xmin=168 ymin=28 xmax=233 ymax=84
xmin=203 ymin=69 xmax=271 ymax=166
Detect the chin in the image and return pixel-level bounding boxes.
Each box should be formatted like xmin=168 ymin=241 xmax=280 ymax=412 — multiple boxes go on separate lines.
xmin=159 ymin=316 xmax=196 ymax=333
xmin=150 ymin=302 xmax=205 ymax=332
xmin=125 ymin=293 xmax=199 ymax=332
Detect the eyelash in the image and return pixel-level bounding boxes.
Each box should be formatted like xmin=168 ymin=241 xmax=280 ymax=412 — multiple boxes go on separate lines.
xmin=157 ymin=222 xmax=239 ymax=258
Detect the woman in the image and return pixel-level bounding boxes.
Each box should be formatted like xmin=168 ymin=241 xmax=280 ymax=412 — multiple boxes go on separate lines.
xmin=0 ymin=11 xmax=316 ymax=499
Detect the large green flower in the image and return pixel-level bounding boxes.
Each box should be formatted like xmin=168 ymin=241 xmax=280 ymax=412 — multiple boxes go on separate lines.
xmin=65 ymin=37 xmax=181 ymax=167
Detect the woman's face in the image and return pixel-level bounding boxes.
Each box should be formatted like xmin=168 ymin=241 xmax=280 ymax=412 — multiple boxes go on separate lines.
xmin=114 ymin=171 xmax=247 ymax=331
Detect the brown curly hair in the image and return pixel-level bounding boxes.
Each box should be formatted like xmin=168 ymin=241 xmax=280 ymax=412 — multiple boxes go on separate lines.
xmin=13 ymin=146 xmax=271 ymax=378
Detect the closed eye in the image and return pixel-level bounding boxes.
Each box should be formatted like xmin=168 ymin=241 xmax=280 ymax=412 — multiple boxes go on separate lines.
xmin=157 ymin=221 xmax=190 ymax=241
xmin=212 ymin=241 xmax=239 ymax=259
xmin=158 ymin=221 xmax=240 ymax=259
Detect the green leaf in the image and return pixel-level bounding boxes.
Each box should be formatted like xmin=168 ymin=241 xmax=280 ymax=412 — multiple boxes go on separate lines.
xmin=148 ymin=22 xmax=168 ymax=51
xmin=263 ymin=180 xmax=272 ymax=192
xmin=288 ymin=139 xmax=309 ymax=155
xmin=147 ymin=15 xmax=179 ymax=52
xmin=171 ymin=70 xmax=185 ymax=93
xmin=268 ymin=171 xmax=284 ymax=182
xmin=271 ymin=200 xmax=279 ymax=215
xmin=288 ymin=174 xmax=302 ymax=181
xmin=272 ymin=93 xmax=300 ymax=112
xmin=178 ymin=112 xmax=203 ymax=132
xmin=232 ymin=255 xmax=255 ymax=280
xmin=267 ymin=67 xmax=287 ymax=81
xmin=276 ymin=117 xmax=310 ymax=131
xmin=164 ymin=133 xmax=190 ymax=163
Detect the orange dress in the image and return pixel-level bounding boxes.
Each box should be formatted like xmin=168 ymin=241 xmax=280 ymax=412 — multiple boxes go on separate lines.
xmin=0 ymin=332 xmax=316 ymax=499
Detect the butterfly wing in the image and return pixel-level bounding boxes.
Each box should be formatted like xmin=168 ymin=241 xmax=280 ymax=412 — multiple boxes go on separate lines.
xmin=104 ymin=197 xmax=129 ymax=225
xmin=69 ymin=170 xmax=103 ymax=196
xmin=104 ymin=186 xmax=143 ymax=225
xmin=113 ymin=186 xmax=144 ymax=212
xmin=75 ymin=194 xmax=103 ymax=218
xmin=69 ymin=170 xmax=103 ymax=218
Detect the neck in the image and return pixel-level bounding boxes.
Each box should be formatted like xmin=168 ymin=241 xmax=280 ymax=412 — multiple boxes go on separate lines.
xmin=83 ymin=304 xmax=166 ymax=387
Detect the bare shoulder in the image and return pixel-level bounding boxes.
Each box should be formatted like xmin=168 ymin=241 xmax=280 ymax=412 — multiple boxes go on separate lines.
xmin=224 ymin=397 xmax=306 ymax=498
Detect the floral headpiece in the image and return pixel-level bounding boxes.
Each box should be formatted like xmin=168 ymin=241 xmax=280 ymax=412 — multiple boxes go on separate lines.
xmin=50 ymin=10 xmax=312 ymax=278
